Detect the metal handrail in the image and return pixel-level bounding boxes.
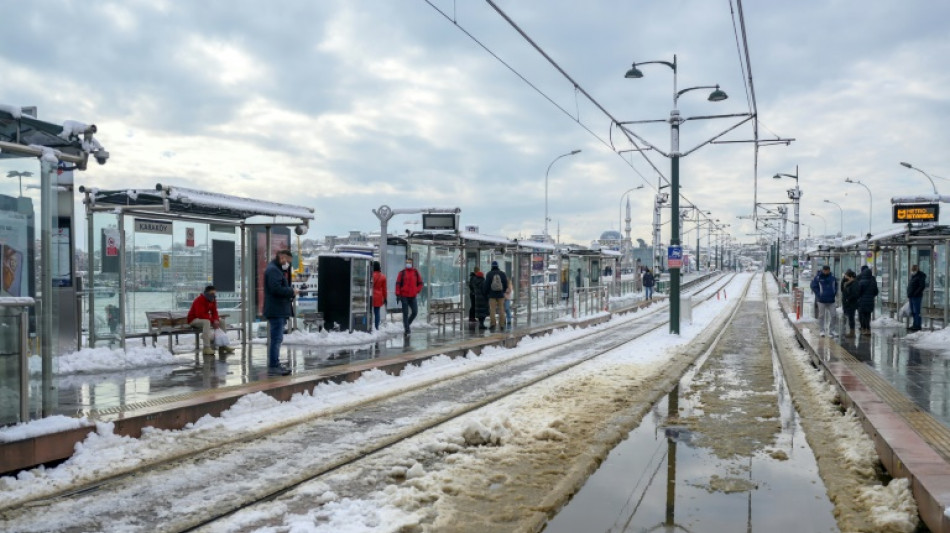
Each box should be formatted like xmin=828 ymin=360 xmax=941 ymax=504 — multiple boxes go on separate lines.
xmin=1 ymin=298 xmax=34 ymax=423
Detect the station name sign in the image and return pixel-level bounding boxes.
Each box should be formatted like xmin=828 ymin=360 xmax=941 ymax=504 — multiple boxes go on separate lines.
xmin=134 ymin=218 xmax=173 ymax=235
xmin=892 ymin=203 xmax=939 ymax=223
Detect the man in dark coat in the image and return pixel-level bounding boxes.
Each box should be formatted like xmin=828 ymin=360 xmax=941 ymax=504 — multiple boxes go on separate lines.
xmin=264 ymin=250 xmax=297 ymax=375
xmin=855 ymin=265 xmax=879 ymax=335
xmin=483 ymin=260 xmax=508 ymax=331
xmin=907 ymin=264 xmax=927 ymax=331
xmin=810 ymin=265 xmax=838 ymax=337
xmin=841 ymin=270 xmax=859 ymax=337
xmin=642 ymin=268 xmax=655 ymax=300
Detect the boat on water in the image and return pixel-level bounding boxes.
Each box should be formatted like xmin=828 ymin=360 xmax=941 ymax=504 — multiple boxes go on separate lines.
xmin=175 ymin=290 xmax=243 ymax=310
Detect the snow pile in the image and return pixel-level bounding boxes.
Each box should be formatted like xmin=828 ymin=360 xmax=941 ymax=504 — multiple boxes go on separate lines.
xmin=856 ymin=478 xmax=919 ymax=533
xmin=906 ymin=326 xmax=950 ymax=354
xmin=831 ymin=409 xmax=880 ymax=478
xmin=0 ymin=103 xmax=22 ymax=118
xmin=560 ymin=310 xmax=610 ymax=324
xmin=461 ymin=416 xmax=512 ymax=446
xmin=0 ymin=415 xmax=93 ymax=443
xmin=28 ymin=345 xmax=189 ymax=375
xmin=252 ymin=321 xmax=422 ymax=346
xmin=873 ymin=316 xmax=904 ymax=328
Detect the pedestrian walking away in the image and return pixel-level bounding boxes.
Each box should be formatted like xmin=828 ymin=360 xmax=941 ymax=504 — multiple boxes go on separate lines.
xmin=467 ymin=267 xmax=480 ymax=326
xmin=483 ymin=260 xmax=508 ymax=331
xmin=841 ymin=270 xmax=859 ymax=338
xmin=907 ymin=264 xmax=927 ymax=331
xmin=264 ymin=250 xmax=297 ymax=375
xmin=395 ymin=257 xmax=424 ymax=335
xmin=187 ymin=285 xmax=234 ymax=356
xmin=856 ymin=265 xmax=879 ymax=335
xmin=642 ymin=268 xmax=655 ymax=300
xmin=810 ymin=265 xmax=838 ymax=337
xmin=371 ymin=261 xmax=387 ymax=330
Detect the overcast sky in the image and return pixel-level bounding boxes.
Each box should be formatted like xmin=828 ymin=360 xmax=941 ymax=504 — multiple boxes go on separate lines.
xmin=1 ymin=0 xmax=948 ymax=245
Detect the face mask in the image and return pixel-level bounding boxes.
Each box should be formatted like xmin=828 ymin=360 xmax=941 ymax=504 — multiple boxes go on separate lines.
xmin=406 ymin=263 xmax=412 ymax=269
xmin=282 ymin=262 xmax=290 ymax=271
xmin=205 ymin=293 xmax=216 ymax=302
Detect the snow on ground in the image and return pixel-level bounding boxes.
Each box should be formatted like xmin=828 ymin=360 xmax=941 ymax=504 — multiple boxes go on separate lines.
xmin=0 ymin=274 xmax=743 ymax=514
xmin=0 ymin=415 xmax=93 ymax=443
xmin=26 ymin=345 xmax=192 ymax=376
xmin=202 ymin=275 xmax=753 ymax=532
xmin=251 ymin=321 xmax=405 ymax=346
xmin=906 ymin=326 xmax=950 ymax=356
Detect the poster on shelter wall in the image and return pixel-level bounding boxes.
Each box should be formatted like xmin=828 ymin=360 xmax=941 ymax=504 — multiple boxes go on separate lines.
xmin=253 ymin=227 xmax=290 ymax=318
xmin=0 ymin=210 xmax=30 ymax=298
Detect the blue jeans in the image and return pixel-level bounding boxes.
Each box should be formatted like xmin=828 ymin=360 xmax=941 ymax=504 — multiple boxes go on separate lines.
xmin=645 ymin=286 xmax=653 ymax=300
xmin=373 ymin=306 xmax=381 ymax=330
xmin=909 ymin=296 xmax=923 ymax=329
xmin=268 ymin=317 xmax=286 ymax=368
xmin=401 ymin=297 xmax=418 ymax=333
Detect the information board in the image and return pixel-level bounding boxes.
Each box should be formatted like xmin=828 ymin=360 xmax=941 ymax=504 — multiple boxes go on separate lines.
xmin=893 ymin=203 xmax=939 ymax=223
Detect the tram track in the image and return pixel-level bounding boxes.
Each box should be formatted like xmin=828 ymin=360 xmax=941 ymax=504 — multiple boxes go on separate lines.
xmin=0 ymin=274 xmax=740 ymax=532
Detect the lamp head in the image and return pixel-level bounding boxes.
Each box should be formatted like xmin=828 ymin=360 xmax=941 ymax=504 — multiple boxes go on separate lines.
xmin=707 ymin=85 xmax=728 ymax=102
xmin=900 ymin=161 xmax=912 ymax=169
xmin=823 ymin=199 xmax=831 ymax=204
xmin=624 ymin=64 xmax=644 ymax=79
xmin=845 ymin=177 xmax=853 ymax=183
xmin=570 ymin=149 xmax=581 ymax=155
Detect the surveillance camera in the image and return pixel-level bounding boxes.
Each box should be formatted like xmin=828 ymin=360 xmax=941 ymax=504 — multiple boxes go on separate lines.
xmin=294 ymin=224 xmax=308 ymax=236
xmin=93 ymin=150 xmax=109 ymax=165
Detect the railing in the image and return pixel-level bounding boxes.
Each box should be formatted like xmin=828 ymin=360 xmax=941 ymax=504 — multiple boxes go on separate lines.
xmin=571 ymin=286 xmax=610 ymax=319
xmin=0 ymin=297 xmax=34 ymax=425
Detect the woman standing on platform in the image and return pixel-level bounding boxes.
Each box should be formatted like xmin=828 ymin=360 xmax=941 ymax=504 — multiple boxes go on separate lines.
xmin=841 ymin=270 xmax=859 ymax=337
xmin=856 ymin=265 xmax=879 ymax=335
xmin=372 ymin=261 xmax=387 ymax=330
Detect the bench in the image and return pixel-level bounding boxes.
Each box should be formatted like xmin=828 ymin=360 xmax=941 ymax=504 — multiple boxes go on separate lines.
xmin=142 ymin=311 xmax=200 ymax=352
xmin=429 ymin=299 xmax=463 ymax=330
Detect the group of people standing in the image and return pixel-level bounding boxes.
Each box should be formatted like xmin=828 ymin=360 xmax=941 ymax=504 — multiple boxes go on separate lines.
xmin=812 ymin=263 xmax=925 ymax=338
xmin=468 ymin=261 xmax=511 ymax=331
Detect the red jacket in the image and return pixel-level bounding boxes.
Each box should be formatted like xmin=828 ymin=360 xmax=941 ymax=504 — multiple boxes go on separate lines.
xmin=372 ymin=271 xmax=387 ymax=307
xmin=395 ymin=268 xmax=423 ymax=298
xmin=187 ymin=293 xmax=220 ymax=324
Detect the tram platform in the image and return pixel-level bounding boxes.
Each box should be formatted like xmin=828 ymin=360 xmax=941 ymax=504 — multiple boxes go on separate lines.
xmin=0 ymin=287 xmax=681 ymax=476
xmin=780 ymin=292 xmax=950 ymax=532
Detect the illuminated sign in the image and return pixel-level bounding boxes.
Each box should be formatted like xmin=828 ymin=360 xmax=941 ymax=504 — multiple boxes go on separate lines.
xmin=892 ymin=203 xmax=939 ymax=223
xmin=422 ymin=213 xmax=457 ymax=231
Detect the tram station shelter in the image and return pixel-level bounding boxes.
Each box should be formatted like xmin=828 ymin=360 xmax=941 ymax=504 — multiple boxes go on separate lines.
xmin=806 ymin=224 xmax=950 ymax=327
xmin=80 ymin=184 xmax=314 ymax=348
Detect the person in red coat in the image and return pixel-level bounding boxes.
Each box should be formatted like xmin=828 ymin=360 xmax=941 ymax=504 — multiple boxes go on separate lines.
xmin=187 ymin=285 xmax=233 ymax=355
xmin=372 ymin=261 xmax=387 ymax=330
xmin=395 ymin=257 xmax=423 ymax=335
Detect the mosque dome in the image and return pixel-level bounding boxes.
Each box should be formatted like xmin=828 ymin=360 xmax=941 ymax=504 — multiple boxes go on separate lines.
xmin=600 ymin=230 xmax=622 ymax=241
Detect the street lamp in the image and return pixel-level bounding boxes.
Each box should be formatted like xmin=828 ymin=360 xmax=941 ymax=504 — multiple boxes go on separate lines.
xmin=6 ymin=171 xmax=32 ymax=197
xmin=844 ymin=177 xmax=872 ymax=236
xmin=810 ymin=211 xmax=828 ymax=236
xmin=773 ymin=167 xmax=801 ymax=289
xmin=900 ymin=161 xmax=939 ymax=195
xmin=623 ymin=54 xmax=729 ymax=334
xmin=618 ymin=185 xmax=645 ymax=250
xmin=545 ymin=150 xmax=581 ymax=242
xmin=823 ymin=199 xmax=844 ymax=237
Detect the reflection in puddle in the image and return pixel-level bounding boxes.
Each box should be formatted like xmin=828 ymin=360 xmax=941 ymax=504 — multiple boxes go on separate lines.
xmin=546 ymin=357 xmax=837 ymax=532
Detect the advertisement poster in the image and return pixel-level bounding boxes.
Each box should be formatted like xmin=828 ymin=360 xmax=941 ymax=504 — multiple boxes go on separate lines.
xmin=0 ymin=210 xmax=29 ymax=298
xmin=254 ymin=228 xmax=290 ymax=317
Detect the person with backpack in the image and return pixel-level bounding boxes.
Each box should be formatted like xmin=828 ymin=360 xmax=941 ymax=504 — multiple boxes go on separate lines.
xmin=395 ymin=257 xmax=423 ymax=336
xmin=907 ymin=264 xmax=927 ymax=331
xmin=810 ymin=265 xmax=838 ymax=337
xmin=856 ymin=265 xmax=879 ymax=335
xmin=642 ymin=268 xmax=655 ymax=300
xmin=483 ymin=260 xmax=508 ymax=331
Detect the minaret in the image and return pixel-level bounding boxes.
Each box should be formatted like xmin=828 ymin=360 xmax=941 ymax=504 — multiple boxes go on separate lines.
xmin=625 ymin=197 xmax=632 ymax=243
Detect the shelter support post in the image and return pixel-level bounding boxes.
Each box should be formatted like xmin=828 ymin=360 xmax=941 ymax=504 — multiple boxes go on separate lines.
xmin=86 ymin=200 xmax=96 ymax=347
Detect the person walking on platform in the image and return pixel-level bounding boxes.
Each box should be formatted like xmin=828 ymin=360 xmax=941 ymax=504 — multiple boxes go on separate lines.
xmin=841 ymin=270 xmax=859 ymax=338
xmin=483 ymin=260 xmax=508 ymax=331
xmin=907 ymin=264 xmax=927 ymax=331
xmin=642 ymin=268 xmax=655 ymax=300
xmin=810 ymin=265 xmax=838 ymax=337
xmin=395 ymin=257 xmax=423 ymax=336
xmin=856 ymin=265 xmax=879 ymax=335
xmin=188 ymin=285 xmax=234 ymax=356
xmin=470 ymin=267 xmax=489 ymax=330
xmin=371 ymin=261 xmax=387 ymax=330
xmin=264 ymin=250 xmax=297 ymax=376
xmin=468 ymin=267 xmax=480 ymax=326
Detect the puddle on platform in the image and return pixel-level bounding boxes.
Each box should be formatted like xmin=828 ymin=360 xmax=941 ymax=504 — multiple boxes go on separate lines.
xmin=545 ymin=343 xmax=838 ymax=532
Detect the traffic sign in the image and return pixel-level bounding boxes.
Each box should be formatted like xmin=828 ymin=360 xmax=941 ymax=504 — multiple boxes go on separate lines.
xmin=668 ymin=246 xmax=683 ymax=268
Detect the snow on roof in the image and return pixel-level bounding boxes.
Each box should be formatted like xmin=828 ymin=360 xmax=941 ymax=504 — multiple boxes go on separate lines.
xmin=516 ymin=240 xmax=558 ymax=251
xmin=458 ymin=231 xmax=513 ymax=245
xmin=162 ymin=185 xmax=314 ymax=220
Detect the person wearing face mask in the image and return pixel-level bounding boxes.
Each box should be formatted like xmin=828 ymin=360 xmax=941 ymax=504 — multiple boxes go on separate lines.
xmin=187 ymin=285 xmax=233 ymax=356
xmin=395 ymin=257 xmax=424 ymax=336
xmin=263 ymin=249 xmax=298 ymax=375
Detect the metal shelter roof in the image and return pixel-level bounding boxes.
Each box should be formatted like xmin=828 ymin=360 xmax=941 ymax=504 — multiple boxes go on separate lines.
xmin=83 ymin=184 xmax=314 ymax=223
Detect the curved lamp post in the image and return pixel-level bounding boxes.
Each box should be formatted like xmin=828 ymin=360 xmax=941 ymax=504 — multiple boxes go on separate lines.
xmin=624 ymin=54 xmax=728 ymax=334
xmin=900 ymin=161 xmax=939 ymax=195
xmin=545 ymin=150 xmax=581 ymax=242
xmin=810 ymin=211 xmax=828 ymax=236
xmin=774 ymin=167 xmax=802 ymax=288
xmin=6 ymin=171 xmax=32 ymax=197
xmin=844 ymin=178 xmax=872 ymax=236
xmin=823 ymin=199 xmax=844 ymax=237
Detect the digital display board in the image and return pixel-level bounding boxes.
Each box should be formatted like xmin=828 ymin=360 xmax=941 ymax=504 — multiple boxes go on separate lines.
xmin=893 ymin=203 xmax=939 ymax=223
xmin=422 ymin=213 xmax=457 ymax=231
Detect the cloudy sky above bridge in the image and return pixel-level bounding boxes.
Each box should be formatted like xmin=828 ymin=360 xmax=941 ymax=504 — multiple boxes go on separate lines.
xmin=1 ymin=1 xmax=948 ymax=245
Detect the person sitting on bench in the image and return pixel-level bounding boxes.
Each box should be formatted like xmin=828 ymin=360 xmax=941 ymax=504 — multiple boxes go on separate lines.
xmin=187 ymin=285 xmax=234 ymax=356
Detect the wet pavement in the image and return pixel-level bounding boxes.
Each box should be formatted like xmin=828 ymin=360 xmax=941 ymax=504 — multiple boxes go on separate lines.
xmin=547 ymin=293 xmax=838 ymax=532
